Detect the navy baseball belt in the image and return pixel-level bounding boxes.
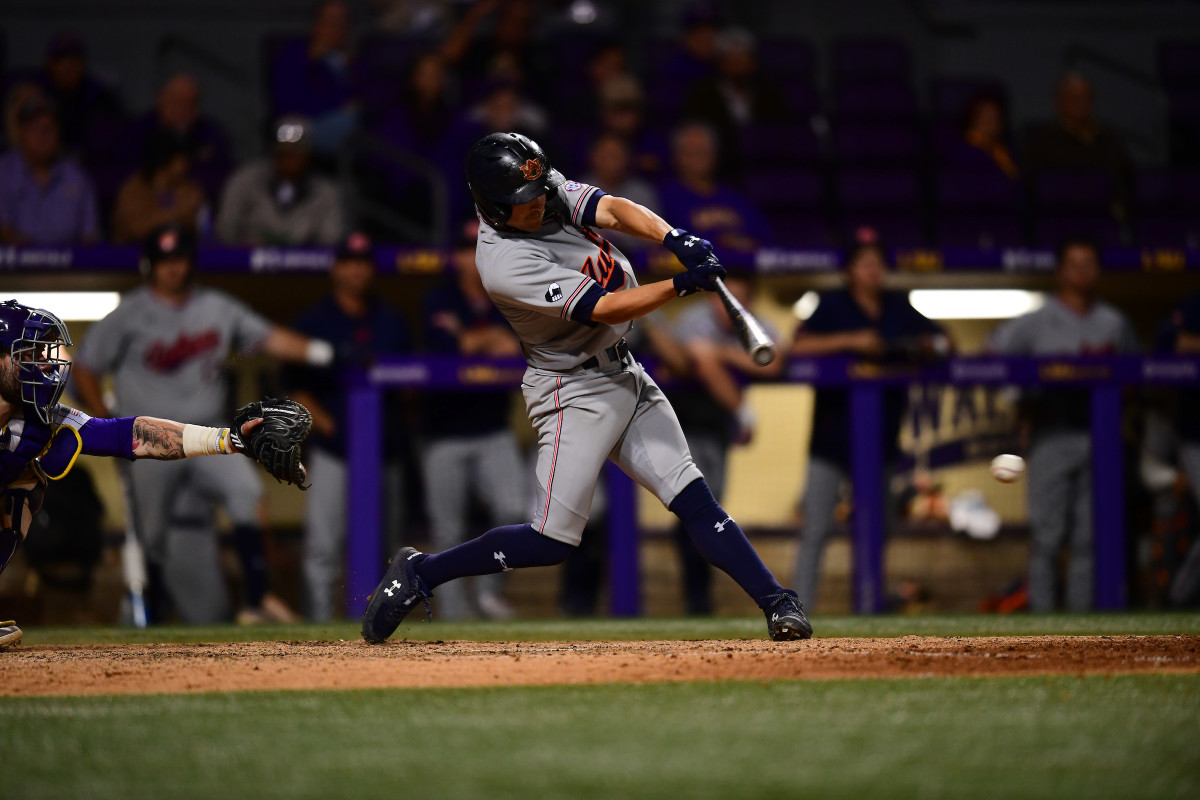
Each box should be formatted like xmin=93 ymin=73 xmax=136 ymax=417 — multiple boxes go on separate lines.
xmin=578 ymin=338 xmax=630 ymax=371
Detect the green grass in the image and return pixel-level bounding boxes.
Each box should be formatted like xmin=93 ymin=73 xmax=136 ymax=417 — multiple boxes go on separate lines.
xmin=3 ymin=675 xmax=1198 ymax=799
xmin=22 ymin=611 xmax=1200 ymax=646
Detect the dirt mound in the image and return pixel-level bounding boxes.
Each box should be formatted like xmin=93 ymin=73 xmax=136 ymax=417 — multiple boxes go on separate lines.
xmin=3 ymin=635 xmax=1197 ymax=697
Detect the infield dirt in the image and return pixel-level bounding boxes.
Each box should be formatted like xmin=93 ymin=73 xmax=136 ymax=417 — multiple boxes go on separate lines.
xmin=2 ymin=635 xmax=1198 ymax=696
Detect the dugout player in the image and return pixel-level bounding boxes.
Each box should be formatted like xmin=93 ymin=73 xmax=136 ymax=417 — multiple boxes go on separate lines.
xmin=361 ymin=132 xmax=811 ymax=642
xmin=1 ymin=299 xmax=272 ymax=649
xmin=72 ymin=224 xmax=334 ymax=624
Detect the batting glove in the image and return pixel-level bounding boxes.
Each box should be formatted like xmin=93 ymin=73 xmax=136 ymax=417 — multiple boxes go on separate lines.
xmin=671 ymin=255 xmax=727 ymax=296
xmin=663 ymin=228 xmax=715 ymax=270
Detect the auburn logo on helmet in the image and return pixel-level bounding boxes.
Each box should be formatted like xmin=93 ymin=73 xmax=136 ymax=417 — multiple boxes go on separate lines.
xmin=519 ymin=159 xmax=542 ymax=180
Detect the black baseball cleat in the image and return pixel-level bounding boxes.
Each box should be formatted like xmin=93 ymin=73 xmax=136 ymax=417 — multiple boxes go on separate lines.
xmin=0 ymin=620 xmax=22 ymax=650
xmin=361 ymin=547 xmax=433 ymax=644
xmin=762 ymin=590 xmax=813 ymax=641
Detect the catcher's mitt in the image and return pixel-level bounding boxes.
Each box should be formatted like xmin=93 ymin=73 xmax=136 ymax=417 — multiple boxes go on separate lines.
xmin=231 ymin=398 xmax=312 ymax=489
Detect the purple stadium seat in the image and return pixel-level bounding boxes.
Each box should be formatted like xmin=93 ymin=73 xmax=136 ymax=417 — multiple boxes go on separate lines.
xmin=937 ymin=215 xmax=1025 ymax=248
xmin=1158 ymin=41 xmax=1200 ymax=89
xmin=740 ymin=123 xmax=821 ymax=167
xmin=1034 ymin=171 xmax=1113 ymax=213
xmin=835 ymin=84 xmax=918 ymax=120
xmin=836 ymin=168 xmax=921 ymax=210
xmin=781 ymin=83 xmax=822 ymax=118
xmin=744 ymin=168 xmax=823 ymax=211
xmin=646 ymin=77 xmax=690 ymax=125
xmin=832 ymin=39 xmax=911 ymax=85
xmin=768 ymin=214 xmax=836 ymax=248
xmin=1168 ymin=88 xmax=1200 ymax=120
xmin=936 ymin=170 xmax=1020 ymax=212
xmin=758 ymin=38 xmax=818 ymax=83
xmin=1034 ymin=217 xmax=1123 ymax=248
xmin=840 ymin=215 xmax=925 ymax=247
xmin=832 ymin=122 xmax=923 ymax=163
xmin=929 ymin=77 xmax=1009 ymax=122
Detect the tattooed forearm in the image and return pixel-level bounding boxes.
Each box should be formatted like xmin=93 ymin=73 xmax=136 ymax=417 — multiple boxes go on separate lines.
xmin=131 ymin=417 xmax=186 ymax=460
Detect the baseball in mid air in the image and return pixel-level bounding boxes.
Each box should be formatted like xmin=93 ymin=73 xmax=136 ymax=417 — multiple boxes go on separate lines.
xmin=990 ymin=454 xmax=1025 ymax=483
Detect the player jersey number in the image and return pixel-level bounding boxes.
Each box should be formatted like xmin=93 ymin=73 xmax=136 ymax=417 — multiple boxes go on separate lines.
xmin=579 ymin=229 xmax=625 ymax=292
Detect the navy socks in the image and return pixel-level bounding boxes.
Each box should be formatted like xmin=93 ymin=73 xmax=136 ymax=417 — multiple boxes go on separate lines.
xmin=415 ymin=523 xmax=575 ymax=590
xmin=668 ymin=479 xmax=784 ymax=609
xmin=231 ymin=525 xmax=268 ymax=608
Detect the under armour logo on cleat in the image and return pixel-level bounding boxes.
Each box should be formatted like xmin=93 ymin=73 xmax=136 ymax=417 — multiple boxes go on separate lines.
xmin=713 ymin=517 xmax=733 ymax=533
xmin=383 ymin=579 xmax=403 ymax=597
xmin=494 ymin=551 xmax=511 ymax=572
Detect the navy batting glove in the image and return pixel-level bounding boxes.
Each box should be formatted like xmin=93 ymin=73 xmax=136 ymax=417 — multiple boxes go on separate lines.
xmin=671 ymin=255 xmax=726 ymax=296
xmin=663 ymin=228 xmax=714 ymax=270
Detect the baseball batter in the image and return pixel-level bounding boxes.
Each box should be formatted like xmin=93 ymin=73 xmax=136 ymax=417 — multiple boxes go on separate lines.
xmin=0 ymin=299 xmax=284 ymax=649
xmin=73 ymin=224 xmax=331 ymax=624
xmin=362 ymin=132 xmax=811 ymax=642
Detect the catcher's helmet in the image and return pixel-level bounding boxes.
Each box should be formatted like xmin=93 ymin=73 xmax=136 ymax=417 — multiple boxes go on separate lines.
xmin=0 ymin=300 xmax=73 ymax=424
xmin=466 ymin=132 xmax=564 ymax=228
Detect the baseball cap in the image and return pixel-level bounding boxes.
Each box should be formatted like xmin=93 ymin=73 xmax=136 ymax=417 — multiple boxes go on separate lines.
xmin=144 ymin=223 xmax=197 ymax=263
xmin=335 ymin=231 xmax=374 ymax=262
xmin=16 ymin=95 xmax=56 ymax=125
xmin=47 ymin=33 xmax=86 ymax=60
xmin=273 ymin=115 xmax=312 ymax=150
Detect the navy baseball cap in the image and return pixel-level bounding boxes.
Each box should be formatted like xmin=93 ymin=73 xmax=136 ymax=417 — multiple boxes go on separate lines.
xmin=144 ymin=223 xmax=197 ymax=263
xmin=335 ymin=231 xmax=374 ymax=262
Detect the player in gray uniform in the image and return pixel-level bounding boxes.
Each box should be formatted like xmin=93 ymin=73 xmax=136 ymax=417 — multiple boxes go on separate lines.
xmin=73 ymin=223 xmax=334 ymax=623
xmin=362 ymin=132 xmax=811 ymax=642
xmin=990 ymin=237 xmax=1140 ymax=611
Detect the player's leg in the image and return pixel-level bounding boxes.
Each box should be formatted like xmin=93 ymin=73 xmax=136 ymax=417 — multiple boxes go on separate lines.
xmin=472 ymin=429 xmax=531 ymax=619
xmin=1064 ymin=434 xmax=1094 ymax=612
xmin=1025 ymin=432 xmax=1075 ymax=612
xmin=363 ymin=371 xmax=633 ymax=642
xmin=673 ymin=430 xmax=723 ymax=614
xmin=421 ymin=437 xmax=474 ymax=619
xmin=610 ymin=365 xmax=809 ymax=638
xmin=793 ymin=456 xmax=844 ymax=611
xmin=301 ymin=446 xmax=348 ymax=621
xmin=122 ymin=459 xmax=188 ymax=622
xmin=1172 ymin=442 xmax=1200 ymax=605
xmin=162 ymin=484 xmax=231 ymax=624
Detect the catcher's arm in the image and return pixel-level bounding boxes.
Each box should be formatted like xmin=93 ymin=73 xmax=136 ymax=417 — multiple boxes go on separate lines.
xmin=130 ymin=416 xmax=261 ymax=460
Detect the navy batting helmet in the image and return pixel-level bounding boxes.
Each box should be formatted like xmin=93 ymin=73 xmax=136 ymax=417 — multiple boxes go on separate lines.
xmin=466 ymin=132 xmax=564 ymax=229
xmin=140 ymin=223 xmax=197 ymax=281
xmin=0 ymin=300 xmax=73 ymax=424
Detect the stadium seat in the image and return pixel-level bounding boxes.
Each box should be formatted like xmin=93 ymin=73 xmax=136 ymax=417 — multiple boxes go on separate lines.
xmin=936 ymin=170 xmax=1021 ymax=212
xmin=1034 ymin=216 xmax=1123 ymax=248
xmin=840 ymin=214 xmax=926 ymax=247
xmin=937 ymin=215 xmax=1025 ymax=248
xmin=929 ymin=77 xmax=1010 ymax=123
xmin=836 ymin=168 xmax=922 ymax=210
xmin=1034 ymin=171 xmax=1114 ymax=214
xmin=832 ymin=38 xmax=912 ymax=85
xmin=832 ymin=122 xmax=923 ymax=164
xmin=740 ymin=122 xmax=822 ymax=167
xmin=834 ymin=84 xmax=919 ymax=121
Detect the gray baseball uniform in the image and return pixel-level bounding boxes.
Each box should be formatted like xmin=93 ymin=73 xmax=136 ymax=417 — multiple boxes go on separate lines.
xmin=990 ymin=295 xmax=1140 ymax=611
xmin=76 ymin=286 xmax=272 ymax=562
xmin=477 ymin=180 xmax=702 ymax=545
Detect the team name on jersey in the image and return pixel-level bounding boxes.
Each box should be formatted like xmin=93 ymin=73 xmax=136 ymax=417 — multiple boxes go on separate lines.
xmin=145 ymin=329 xmax=221 ymax=372
xmin=578 ymin=228 xmax=626 ymax=292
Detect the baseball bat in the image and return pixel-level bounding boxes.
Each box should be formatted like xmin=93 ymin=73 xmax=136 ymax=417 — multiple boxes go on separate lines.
xmin=713 ymin=277 xmax=776 ymax=366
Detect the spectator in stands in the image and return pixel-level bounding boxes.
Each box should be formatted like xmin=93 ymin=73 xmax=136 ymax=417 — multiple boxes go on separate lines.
xmin=989 ymin=237 xmax=1140 ymax=612
xmin=953 ymin=93 xmax=1019 ymax=180
xmin=681 ymin=27 xmax=790 ymax=177
xmin=216 ymin=116 xmax=344 ymax=245
xmin=377 ymin=52 xmax=454 ymax=155
xmin=127 ymin=74 xmax=233 ymax=206
xmin=441 ymin=0 xmax=550 ymax=92
xmin=0 ymin=92 xmax=99 ymax=244
xmin=111 ymin=133 xmax=207 ymax=243
xmin=571 ymin=40 xmax=630 ymax=122
xmin=270 ymin=0 xmax=359 ymax=154
xmin=33 ymin=32 xmax=125 ymax=153
xmin=466 ymin=78 xmax=547 ymax=141
xmin=656 ymin=275 xmax=781 ymax=614
xmin=419 ymin=220 xmax=528 ymax=620
xmin=597 ymin=74 xmax=668 ymax=178
xmin=1024 ymin=73 xmax=1133 ymax=220
xmin=790 ymin=241 xmax=950 ymax=610
xmin=581 ymin=132 xmax=661 ymax=253
xmin=658 ymin=3 xmax=720 ymax=85
xmin=284 ymin=231 xmax=411 ymax=621
xmin=657 ymin=121 xmax=772 ymax=253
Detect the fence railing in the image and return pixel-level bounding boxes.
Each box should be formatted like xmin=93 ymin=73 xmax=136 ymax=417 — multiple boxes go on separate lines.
xmin=344 ymin=354 xmax=1200 ymax=617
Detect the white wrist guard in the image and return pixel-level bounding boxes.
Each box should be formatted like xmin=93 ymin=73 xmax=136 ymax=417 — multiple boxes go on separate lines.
xmin=182 ymin=425 xmax=235 ymax=457
xmin=306 ymin=339 xmax=335 ymax=366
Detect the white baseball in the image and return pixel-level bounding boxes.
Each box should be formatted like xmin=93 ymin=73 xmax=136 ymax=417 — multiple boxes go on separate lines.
xmin=990 ymin=454 xmax=1025 ymax=483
